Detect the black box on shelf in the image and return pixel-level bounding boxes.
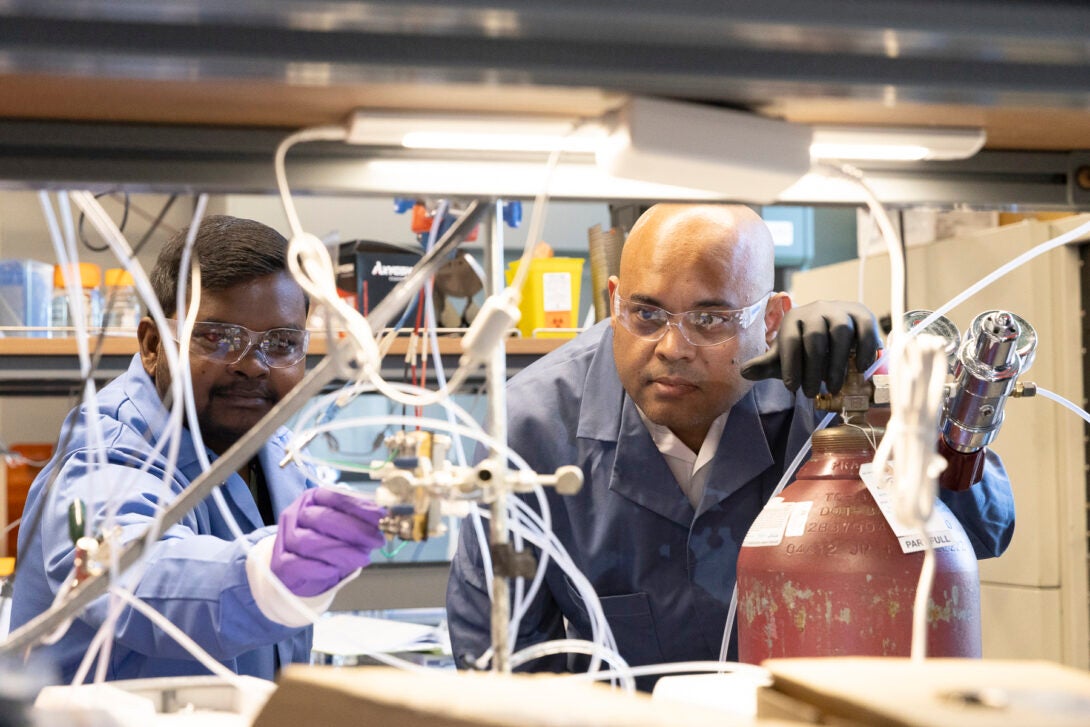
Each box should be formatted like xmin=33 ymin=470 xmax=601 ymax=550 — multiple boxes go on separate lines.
xmin=336 ymin=240 xmax=423 ymax=323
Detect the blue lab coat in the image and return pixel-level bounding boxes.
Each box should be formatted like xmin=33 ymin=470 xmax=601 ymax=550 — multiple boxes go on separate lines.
xmin=446 ymin=321 xmax=1014 ymax=683
xmin=11 ymin=355 xmax=315 ymax=683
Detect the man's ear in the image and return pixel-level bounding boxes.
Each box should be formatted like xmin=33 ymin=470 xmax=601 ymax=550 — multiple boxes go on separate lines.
xmin=764 ymin=292 xmax=791 ymax=347
xmin=137 ymin=317 xmax=161 ymax=378
xmin=606 ymin=276 xmax=619 ymax=327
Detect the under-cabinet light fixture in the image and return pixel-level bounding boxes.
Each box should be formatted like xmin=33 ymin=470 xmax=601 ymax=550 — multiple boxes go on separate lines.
xmin=342 ymin=102 xmax=987 ymax=202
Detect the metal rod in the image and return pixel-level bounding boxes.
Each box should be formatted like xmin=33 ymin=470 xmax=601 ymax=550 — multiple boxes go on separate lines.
xmin=0 ymin=349 xmax=343 ymax=656
xmin=482 ymin=199 xmax=512 ymax=672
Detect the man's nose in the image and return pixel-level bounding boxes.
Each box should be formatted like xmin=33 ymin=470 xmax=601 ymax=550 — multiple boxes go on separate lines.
xmin=655 ymin=319 xmax=696 ymax=359
xmin=229 ymin=340 xmax=271 ymax=375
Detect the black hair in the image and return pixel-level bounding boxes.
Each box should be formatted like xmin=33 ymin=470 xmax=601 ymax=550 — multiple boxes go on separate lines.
xmin=149 ymin=214 xmax=307 ymax=316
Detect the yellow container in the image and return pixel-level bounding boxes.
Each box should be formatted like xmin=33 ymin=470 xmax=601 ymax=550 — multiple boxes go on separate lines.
xmin=53 ymin=262 xmax=101 ymax=289
xmin=103 ymin=268 xmax=135 ymax=287
xmin=505 ymin=257 xmax=584 ymax=338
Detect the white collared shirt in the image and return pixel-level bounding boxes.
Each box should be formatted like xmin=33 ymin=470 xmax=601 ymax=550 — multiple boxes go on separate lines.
xmin=637 ymin=407 xmax=729 ymax=510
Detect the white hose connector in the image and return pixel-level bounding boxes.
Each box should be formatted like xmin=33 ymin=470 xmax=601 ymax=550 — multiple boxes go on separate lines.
xmin=460 ymin=287 xmax=521 ymax=369
xmin=287 ymin=230 xmax=382 ymax=373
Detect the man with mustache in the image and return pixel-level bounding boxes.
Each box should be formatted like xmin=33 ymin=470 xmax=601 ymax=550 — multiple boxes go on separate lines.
xmin=446 ymin=204 xmax=1013 ymax=687
xmin=12 ymin=215 xmax=385 ymax=682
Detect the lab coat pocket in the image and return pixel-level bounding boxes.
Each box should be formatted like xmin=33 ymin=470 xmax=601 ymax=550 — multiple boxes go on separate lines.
xmin=562 ymin=576 xmax=665 ymax=669
xmin=598 ymin=592 xmax=665 ymax=666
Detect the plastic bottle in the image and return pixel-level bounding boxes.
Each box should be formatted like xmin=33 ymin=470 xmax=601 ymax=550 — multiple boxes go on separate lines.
xmin=102 ymin=268 xmax=142 ymax=333
xmin=50 ymin=262 xmax=103 ymax=336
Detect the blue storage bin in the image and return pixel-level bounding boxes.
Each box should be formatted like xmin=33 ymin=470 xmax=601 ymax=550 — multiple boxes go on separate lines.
xmin=0 ymin=259 xmax=54 ymax=337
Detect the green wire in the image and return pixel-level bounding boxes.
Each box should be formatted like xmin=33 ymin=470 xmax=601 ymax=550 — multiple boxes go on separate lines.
xmin=379 ymin=539 xmax=411 ymax=559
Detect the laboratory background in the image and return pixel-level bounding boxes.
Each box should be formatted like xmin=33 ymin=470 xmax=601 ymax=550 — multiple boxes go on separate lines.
xmin=0 ymin=2 xmax=1088 ymax=725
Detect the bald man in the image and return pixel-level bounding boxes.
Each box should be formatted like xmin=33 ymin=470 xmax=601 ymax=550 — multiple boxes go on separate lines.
xmin=446 ymin=204 xmax=1014 ymax=687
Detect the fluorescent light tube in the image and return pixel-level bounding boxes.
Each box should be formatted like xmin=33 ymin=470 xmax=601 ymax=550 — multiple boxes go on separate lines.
xmin=810 ymin=126 xmax=986 ymax=161
xmin=357 ymin=158 xmax=724 ymax=200
xmin=347 ymin=111 xmax=607 ymax=153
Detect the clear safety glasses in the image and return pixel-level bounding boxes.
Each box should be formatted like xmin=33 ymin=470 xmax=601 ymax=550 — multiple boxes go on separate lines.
xmin=612 ymin=292 xmax=770 ymax=347
xmin=173 ymin=320 xmax=310 ymax=368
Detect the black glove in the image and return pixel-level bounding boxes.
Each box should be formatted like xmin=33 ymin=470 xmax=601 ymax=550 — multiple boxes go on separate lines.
xmin=740 ymin=300 xmax=880 ymax=398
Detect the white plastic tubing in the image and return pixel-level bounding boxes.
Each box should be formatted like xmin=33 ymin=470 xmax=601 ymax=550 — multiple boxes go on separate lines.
xmin=717 ymin=171 xmax=1090 ymax=667
xmin=44 ymin=192 xmax=290 ymax=684
xmin=836 ymin=165 xmax=946 ymax=663
xmin=65 ymin=191 xmax=266 ymax=682
xmin=275 ymin=118 xmax=626 ymax=680
xmin=287 ymin=403 xmax=627 ymax=686
xmin=868 ymin=210 xmax=1090 ymax=662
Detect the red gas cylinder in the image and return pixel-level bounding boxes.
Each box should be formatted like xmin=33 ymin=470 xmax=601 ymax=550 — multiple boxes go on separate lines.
xmin=736 ymin=424 xmax=981 ymax=663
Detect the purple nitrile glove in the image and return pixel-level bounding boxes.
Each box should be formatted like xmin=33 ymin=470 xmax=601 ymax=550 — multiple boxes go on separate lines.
xmin=270 ymin=487 xmax=387 ymax=597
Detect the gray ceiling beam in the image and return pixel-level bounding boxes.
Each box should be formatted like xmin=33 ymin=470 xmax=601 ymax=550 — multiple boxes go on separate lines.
xmin=0 ymin=10 xmax=1088 ymax=108
xmin=7 ymin=1 xmax=1090 ymax=45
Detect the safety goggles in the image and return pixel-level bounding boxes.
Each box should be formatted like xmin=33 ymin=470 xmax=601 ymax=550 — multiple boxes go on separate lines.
xmin=612 ymin=291 xmax=770 ymax=347
xmin=172 ymin=320 xmax=310 ymax=368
